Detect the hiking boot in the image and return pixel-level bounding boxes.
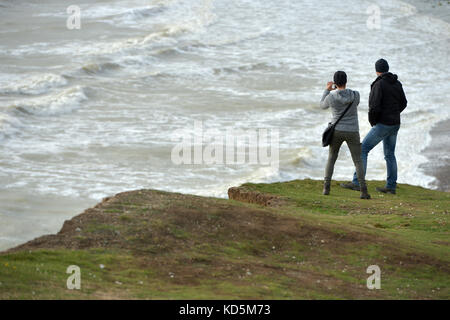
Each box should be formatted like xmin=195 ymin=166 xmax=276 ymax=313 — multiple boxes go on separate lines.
xmin=340 ymin=182 xmax=360 ymax=191
xmin=360 ymin=185 xmax=371 ymax=199
xmin=376 ymin=187 xmax=396 ymax=194
xmin=323 ymin=181 xmax=331 ymax=195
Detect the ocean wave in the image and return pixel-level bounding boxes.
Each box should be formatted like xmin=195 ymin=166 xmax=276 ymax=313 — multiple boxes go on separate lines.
xmin=201 ymin=27 xmax=272 ymax=48
xmin=194 ymin=166 xmax=281 ymax=198
xmin=281 ymin=147 xmax=314 ymax=166
xmin=81 ymin=62 xmax=121 ymax=75
xmin=98 ymin=0 xmax=216 ymax=54
xmin=138 ymin=25 xmax=192 ymax=46
xmin=5 ymin=0 xmax=216 ymax=59
xmin=213 ymin=62 xmax=282 ymax=75
xmin=395 ymin=0 xmax=450 ymax=35
xmin=110 ymin=5 xmax=168 ymax=26
xmin=33 ymin=1 xmax=169 ymax=19
xmin=0 ymin=73 xmax=68 ymax=95
xmin=79 ymin=24 xmax=197 ymax=56
xmin=8 ymin=86 xmax=87 ymax=117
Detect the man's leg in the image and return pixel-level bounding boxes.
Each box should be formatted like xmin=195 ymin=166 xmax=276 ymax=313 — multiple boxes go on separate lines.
xmin=325 ymin=132 xmax=345 ymax=182
xmin=323 ymin=131 xmax=344 ymax=195
xmin=382 ymin=125 xmax=400 ymax=190
xmin=346 ymin=132 xmax=371 ymax=199
xmin=351 ymin=125 xmax=386 ymax=186
xmin=346 ymin=133 xmax=365 ymax=187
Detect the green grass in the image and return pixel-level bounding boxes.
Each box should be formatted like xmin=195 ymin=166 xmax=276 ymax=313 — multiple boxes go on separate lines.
xmin=0 ymin=180 xmax=448 ymax=299
xmin=242 ymin=179 xmax=449 ymax=251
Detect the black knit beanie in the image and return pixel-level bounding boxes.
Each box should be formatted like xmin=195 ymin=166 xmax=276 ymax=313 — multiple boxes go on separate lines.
xmin=375 ymin=59 xmax=389 ymax=73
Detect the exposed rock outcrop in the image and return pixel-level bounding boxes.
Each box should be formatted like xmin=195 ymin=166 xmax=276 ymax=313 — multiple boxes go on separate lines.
xmin=228 ymin=186 xmax=284 ymax=207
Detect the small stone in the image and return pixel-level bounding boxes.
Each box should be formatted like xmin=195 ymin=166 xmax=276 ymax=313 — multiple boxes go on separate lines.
xmin=99 ymin=264 xmax=105 ymax=269
xmin=115 ymin=281 xmax=122 ymax=285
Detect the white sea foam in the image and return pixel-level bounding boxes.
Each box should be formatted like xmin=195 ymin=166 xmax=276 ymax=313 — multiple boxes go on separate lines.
xmin=0 ymin=73 xmax=68 ymax=95
xmin=0 ymin=112 xmax=24 ymax=141
xmin=193 ymin=165 xmax=281 ymax=198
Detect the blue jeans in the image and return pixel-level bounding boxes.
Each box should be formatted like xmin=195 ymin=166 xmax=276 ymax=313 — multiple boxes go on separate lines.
xmin=352 ymin=123 xmax=400 ymax=190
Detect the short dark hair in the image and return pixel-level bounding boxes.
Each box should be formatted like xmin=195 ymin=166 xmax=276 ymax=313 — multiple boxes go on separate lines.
xmin=333 ymin=71 xmax=347 ymax=87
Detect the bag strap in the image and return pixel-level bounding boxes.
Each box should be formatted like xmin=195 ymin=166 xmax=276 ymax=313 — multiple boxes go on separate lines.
xmin=333 ymin=101 xmax=353 ymax=126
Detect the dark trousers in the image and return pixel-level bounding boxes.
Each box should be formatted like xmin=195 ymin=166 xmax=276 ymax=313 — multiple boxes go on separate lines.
xmin=325 ymin=130 xmax=366 ymax=187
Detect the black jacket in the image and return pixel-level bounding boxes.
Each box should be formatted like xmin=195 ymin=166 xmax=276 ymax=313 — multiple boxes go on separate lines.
xmin=368 ymin=72 xmax=407 ymax=126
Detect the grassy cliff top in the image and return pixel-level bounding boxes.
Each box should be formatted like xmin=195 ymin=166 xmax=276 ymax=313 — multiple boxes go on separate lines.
xmin=0 ymin=179 xmax=448 ymax=299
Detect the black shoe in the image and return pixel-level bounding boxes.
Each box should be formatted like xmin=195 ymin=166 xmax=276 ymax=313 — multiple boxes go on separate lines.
xmin=360 ymin=186 xmax=371 ymax=199
xmin=376 ymin=187 xmax=396 ymax=194
xmin=340 ymin=182 xmax=360 ymax=191
xmin=323 ymin=181 xmax=330 ymax=195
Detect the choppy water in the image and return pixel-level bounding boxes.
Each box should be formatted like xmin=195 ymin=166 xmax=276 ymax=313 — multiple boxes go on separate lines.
xmin=0 ymin=0 xmax=449 ymax=250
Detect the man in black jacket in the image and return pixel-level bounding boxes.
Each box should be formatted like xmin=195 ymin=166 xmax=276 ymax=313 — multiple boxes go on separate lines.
xmin=341 ymin=59 xmax=407 ymax=194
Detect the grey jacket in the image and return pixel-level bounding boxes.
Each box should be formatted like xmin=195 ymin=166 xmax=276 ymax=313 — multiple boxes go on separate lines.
xmin=320 ymin=89 xmax=360 ymax=132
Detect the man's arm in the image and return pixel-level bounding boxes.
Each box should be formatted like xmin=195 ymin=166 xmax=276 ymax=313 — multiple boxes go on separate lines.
xmin=398 ymin=83 xmax=407 ymax=113
xmin=368 ymin=81 xmax=383 ymax=126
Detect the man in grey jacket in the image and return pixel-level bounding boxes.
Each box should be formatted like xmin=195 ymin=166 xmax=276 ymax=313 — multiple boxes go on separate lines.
xmin=320 ymin=71 xmax=370 ymax=199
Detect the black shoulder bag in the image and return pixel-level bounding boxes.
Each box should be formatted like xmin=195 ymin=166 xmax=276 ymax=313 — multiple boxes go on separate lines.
xmin=322 ymin=101 xmax=353 ymax=147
